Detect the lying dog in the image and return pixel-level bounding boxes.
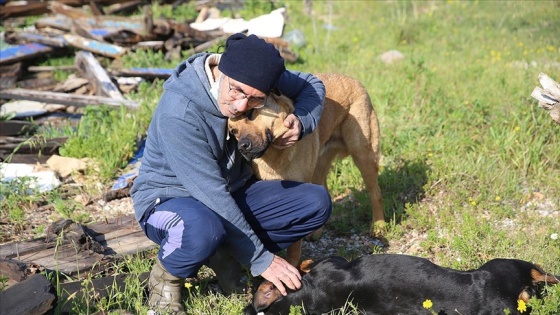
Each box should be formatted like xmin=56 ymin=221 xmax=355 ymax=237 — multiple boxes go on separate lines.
xmin=228 ymin=73 xmax=383 ymax=265
xmin=245 ymin=254 xmax=559 ymax=315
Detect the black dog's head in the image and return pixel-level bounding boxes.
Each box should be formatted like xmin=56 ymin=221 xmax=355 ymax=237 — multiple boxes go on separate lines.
xmin=479 ymin=258 xmax=559 ymax=306
xmin=245 ymin=257 xmax=349 ymax=315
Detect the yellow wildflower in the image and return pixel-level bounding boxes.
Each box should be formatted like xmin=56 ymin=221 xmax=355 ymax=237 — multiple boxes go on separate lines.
xmin=185 ymin=282 xmax=193 ymax=289
xmin=423 ymin=299 xmax=433 ymax=309
xmin=517 ymin=299 xmax=527 ymax=313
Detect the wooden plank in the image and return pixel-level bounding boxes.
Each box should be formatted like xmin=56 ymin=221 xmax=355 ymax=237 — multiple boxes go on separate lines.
xmin=58 ymin=272 xmax=149 ymax=313
xmin=0 ymin=242 xmax=54 ymax=261
xmin=109 ymin=67 xmax=173 ymax=80
xmin=51 ymin=1 xmax=148 ymax=35
xmin=76 ymin=50 xmax=124 ymax=99
xmin=0 ymin=0 xmax=132 ymax=19
xmin=0 ymin=136 xmax=66 ymax=155
xmin=86 ymin=214 xmax=138 ymax=235
xmin=14 ymin=32 xmax=68 ymax=48
xmin=0 ymin=214 xmax=155 ymax=276
xmin=0 ymin=62 xmax=22 ymax=89
xmin=63 ymin=34 xmax=127 ymax=58
xmin=0 ymin=120 xmax=36 ymax=136
xmin=0 ymin=43 xmax=55 ymax=65
xmin=0 ymin=214 xmax=137 ymax=259
xmin=28 ymin=65 xmax=77 ymax=72
xmin=34 ymin=16 xmax=72 ymax=32
xmin=4 ymin=232 xmax=153 ymax=275
xmin=0 ymin=88 xmax=139 ymax=109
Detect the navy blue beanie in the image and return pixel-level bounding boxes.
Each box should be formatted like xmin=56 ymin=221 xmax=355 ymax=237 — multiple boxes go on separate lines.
xmin=219 ymin=33 xmax=285 ymax=94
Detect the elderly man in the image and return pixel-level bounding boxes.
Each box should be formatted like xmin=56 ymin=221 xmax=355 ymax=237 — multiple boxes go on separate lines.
xmin=131 ymin=33 xmax=331 ymax=314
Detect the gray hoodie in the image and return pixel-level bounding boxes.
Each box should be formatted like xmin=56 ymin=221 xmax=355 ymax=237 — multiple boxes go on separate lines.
xmin=131 ymin=52 xmax=325 ymax=276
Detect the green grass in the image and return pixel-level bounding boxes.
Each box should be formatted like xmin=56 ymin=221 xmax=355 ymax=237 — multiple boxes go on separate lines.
xmin=2 ymin=0 xmax=560 ymax=313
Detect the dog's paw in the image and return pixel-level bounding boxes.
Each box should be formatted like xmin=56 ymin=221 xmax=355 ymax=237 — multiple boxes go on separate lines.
xmin=371 ymin=220 xmax=387 ymax=237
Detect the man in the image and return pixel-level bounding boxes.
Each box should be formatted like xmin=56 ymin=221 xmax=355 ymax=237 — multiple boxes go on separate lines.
xmin=131 ymin=33 xmax=332 ymax=314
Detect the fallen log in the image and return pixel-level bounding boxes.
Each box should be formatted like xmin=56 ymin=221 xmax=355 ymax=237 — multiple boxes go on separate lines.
xmin=531 ymin=73 xmax=560 ymax=125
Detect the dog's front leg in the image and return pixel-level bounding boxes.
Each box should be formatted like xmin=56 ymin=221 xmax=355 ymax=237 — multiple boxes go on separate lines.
xmin=286 ymin=239 xmax=302 ymax=267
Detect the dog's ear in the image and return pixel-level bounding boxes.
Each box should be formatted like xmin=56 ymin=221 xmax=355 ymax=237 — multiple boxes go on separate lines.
xmin=253 ymin=281 xmax=283 ymax=312
xmin=531 ymin=268 xmax=560 ymax=285
xmin=271 ymin=87 xmax=282 ymax=96
xmin=298 ymin=259 xmax=314 ymax=274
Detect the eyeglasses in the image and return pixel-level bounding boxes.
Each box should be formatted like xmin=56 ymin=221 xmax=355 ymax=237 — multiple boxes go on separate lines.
xmin=228 ymin=77 xmax=267 ymax=109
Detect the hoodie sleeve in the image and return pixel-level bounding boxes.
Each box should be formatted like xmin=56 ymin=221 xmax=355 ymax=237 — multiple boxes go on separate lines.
xmin=154 ymin=91 xmax=274 ymax=276
xmin=276 ymin=71 xmax=326 ymax=138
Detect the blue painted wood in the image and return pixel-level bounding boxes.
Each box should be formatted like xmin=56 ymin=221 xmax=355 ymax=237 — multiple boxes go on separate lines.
xmin=15 ymin=32 xmax=67 ymax=48
xmin=0 ymin=43 xmax=54 ymax=65
xmin=63 ymin=34 xmax=127 ymax=58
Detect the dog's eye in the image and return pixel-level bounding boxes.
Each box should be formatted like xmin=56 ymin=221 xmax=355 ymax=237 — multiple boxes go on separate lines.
xmin=230 ymin=128 xmax=238 ymax=135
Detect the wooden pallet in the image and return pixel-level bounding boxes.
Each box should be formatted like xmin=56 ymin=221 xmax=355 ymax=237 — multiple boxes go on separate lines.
xmin=0 ymin=214 xmax=156 ymax=276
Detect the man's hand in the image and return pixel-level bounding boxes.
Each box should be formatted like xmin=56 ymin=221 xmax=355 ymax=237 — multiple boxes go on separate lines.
xmin=272 ymin=114 xmax=301 ymax=149
xmin=260 ymin=255 xmax=302 ymax=296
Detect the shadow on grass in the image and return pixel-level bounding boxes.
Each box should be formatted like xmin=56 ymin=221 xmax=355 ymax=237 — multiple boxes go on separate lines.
xmin=326 ymin=158 xmax=429 ymax=236
xmin=379 ymin=158 xmax=430 ymax=225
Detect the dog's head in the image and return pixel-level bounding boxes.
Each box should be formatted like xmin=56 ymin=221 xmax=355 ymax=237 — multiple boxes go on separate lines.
xmin=480 ymin=258 xmax=559 ymax=304
xmin=242 ymin=259 xmax=316 ymax=315
xmin=228 ymin=90 xmax=294 ymax=161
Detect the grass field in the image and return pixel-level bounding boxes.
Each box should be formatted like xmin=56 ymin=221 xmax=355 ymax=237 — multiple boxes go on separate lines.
xmin=1 ymin=0 xmax=559 ymax=314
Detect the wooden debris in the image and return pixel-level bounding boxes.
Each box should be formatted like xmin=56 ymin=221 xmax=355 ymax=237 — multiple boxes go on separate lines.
xmin=0 ymin=215 xmax=156 ymax=276
xmin=109 ymin=67 xmax=173 ymax=80
xmin=531 ymin=73 xmax=560 ymax=125
xmin=0 ymin=43 xmax=56 ymax=65
xmin=0 ymin=0 xmax=133 ymax=19
xmin=0 ymin=259 xmax=30 ymax=287
xmin=0 ymin=274 xmax=56 ymax=315
xmin=0 ymin=88 xmax=139 ymax=109
xmin=0 ymin=121 xmax=37 ymax=137
xmin=10 ymin=31 xmax=68 ymax=48
xmin=63 ymin=34 xmax=128 ymax=58
xmin=0 ymin=62 xmax=22 ymax=89
xmin=76 ymin=51 xmax=124 ymax=99
xmin=28 ymin=65 xmax=77 ymax=72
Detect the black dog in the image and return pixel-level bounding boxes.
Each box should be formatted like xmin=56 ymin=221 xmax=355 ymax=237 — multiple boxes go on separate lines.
xmin=245 ymin=254 xmax=559 ymax=315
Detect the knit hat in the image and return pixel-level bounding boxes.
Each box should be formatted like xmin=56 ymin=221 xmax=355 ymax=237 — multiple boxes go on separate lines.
xmin=219 ymin=33 xmax=285 ymax=94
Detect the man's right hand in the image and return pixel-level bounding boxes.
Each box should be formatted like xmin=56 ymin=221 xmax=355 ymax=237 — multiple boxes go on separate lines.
xmin=260 ymin=255 xmax=302 ymax=296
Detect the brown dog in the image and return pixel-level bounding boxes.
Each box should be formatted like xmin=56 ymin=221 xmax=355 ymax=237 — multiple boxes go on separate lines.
xmin=228 ymin=73 xmax=383 ymax=266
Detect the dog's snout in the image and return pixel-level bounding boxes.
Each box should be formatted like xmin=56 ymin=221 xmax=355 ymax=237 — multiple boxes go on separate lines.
xmin=238 ymin=138 xmax=252 ymax=152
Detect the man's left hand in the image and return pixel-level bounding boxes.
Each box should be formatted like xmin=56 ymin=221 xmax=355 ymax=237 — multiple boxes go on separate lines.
xmin=272 ymin=114 xmax=301 ymax=149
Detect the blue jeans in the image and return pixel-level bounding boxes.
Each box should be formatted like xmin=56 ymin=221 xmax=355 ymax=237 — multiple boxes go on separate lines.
xmin=139 ymin=179 xmax=332 ymax=278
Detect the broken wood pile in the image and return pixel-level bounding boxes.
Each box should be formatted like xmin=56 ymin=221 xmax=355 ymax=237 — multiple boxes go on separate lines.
xmin=0 ymin=0 xmax=298 ymax=163
xmin=531 ymin=73 xmax=560 ymax=125
xmin=0 ymin=214 xmax=155 ymax=314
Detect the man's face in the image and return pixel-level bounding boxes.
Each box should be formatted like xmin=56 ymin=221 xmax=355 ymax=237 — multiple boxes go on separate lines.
xmin=218 ymin=76 xmax=268 ymax=118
